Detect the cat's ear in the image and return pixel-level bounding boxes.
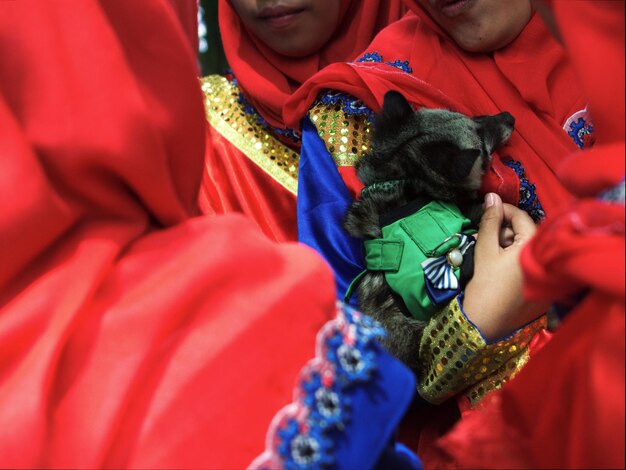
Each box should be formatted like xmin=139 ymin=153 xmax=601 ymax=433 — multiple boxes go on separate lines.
xmin=447 ymin=148 xmax=481 ymax=181
xmin=378 ymin=90 xmax=414 ymax=125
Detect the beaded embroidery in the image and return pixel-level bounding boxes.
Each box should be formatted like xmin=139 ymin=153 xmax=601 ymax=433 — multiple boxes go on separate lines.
xmin=250 ymin=302 xmax=386 ymax=470
xmin=308 ymin=50 xmax=413 ymax=168
xmin=563 ymin=106 xmax=595 ymax=149
xmin=309 ymin=92 xmax=373 ymax=167
xmin=418 ymin=297 xmax=546 ymax=406
xmin=200 ymin=75 xmax=299 ymax=195
xmin=356 ymin=51 xmax=413 ymax=74
xmin=503 ymin=159 xmax=546 ymax=222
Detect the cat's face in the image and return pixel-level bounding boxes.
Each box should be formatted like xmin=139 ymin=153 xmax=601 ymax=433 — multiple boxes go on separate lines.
xmin=359 ymin=91 xmax=515 ymax=193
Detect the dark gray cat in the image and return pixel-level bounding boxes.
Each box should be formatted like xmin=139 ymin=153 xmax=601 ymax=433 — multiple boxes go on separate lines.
xmin=343 ymin=90 xmax=514 ymax=372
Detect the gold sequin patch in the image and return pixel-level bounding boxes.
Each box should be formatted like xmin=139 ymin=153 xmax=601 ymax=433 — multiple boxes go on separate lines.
xmin=309 ymin=100 xmax=372 ymax=167
xmin=200 ymin=75 xmax=299 ymax=195
xmin=417 ymin=297 xmax=547 ymax=406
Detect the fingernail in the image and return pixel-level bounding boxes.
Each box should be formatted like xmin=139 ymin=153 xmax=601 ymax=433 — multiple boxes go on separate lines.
xmin=485 ymin=193 xmax=496 ymax=208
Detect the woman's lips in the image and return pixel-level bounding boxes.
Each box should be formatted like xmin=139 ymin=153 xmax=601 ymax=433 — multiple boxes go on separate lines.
xmin=259 ymin=5 xmax=306 ymax=29
xmin=439 ymin=0 xmax=473 ymax=17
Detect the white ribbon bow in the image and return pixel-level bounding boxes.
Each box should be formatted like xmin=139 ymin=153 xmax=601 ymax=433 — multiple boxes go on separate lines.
xmin=421 ymin=234 xmax=474 ymax=291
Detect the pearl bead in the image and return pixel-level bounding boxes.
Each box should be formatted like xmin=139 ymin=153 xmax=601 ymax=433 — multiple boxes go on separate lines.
xmin=446 ymin=248 xmax=463 ymax=267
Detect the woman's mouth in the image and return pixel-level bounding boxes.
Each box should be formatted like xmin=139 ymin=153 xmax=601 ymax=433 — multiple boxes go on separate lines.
xmin=258 ymin=5 xmax=306 ymax=29
xmin=438 ymin=0 xmax=474 ymax=17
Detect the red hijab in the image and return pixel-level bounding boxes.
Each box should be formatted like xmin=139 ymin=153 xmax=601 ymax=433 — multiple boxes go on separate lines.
xmin=219 ymin=0 xmax=405 ymax=128
xmin=285 ymin=3 xmax=588 ymax=217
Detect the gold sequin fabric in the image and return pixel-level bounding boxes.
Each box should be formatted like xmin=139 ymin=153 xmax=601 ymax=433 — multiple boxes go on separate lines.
xmin=309 ymin=100 xmax=372 ymax=167
xmin=418 ymin=297 xmax=547 ymax=406
xmin=200 ymin=75 xmax=299 ymax=195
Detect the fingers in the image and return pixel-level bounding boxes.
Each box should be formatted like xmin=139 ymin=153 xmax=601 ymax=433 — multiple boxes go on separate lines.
xmin=499 ymin=225 xmax=515 ymax=247
xmin=474 ymin=192 xmax=504 ymax=256
xmin=502 ymin=203 xmax=537 ymax=243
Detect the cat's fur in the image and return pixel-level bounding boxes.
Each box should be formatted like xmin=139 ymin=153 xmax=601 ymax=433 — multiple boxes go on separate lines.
xmin=343 ymin=91 xmax=515 ymax=372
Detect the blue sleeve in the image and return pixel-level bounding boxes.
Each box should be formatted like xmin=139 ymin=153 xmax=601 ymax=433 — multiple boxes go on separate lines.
xmin=297 ymin=116 xmax=365 ymax=305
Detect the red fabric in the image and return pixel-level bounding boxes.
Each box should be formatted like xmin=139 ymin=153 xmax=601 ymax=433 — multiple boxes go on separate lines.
xmin=165 ymin=0 xmax=199 ymax=54
xmin=219 ymin=0 xmax=405 ymax=128
xmin=424 ymin=2 xmax=626 ymax=468
xmin=199 ymin=127 xmax=298 ymax=242
xmin=522 ymin=0 xmax=625 ymax=304
xmin=285 ymin=10 xmax=586 ymax=217
xmin=0 ymin=1 xmax=337 ymax=467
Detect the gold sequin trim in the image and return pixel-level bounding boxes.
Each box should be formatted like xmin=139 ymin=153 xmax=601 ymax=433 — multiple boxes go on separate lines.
xmin=417 ymin=297 xmax=547 ymax=406
xmin=200 ymin=75 xmax=298 ymax=195
xmin=309 ymin=100 xmax=372 ymax=167
xmin=466 ymin=348 xmax=531 ymax=406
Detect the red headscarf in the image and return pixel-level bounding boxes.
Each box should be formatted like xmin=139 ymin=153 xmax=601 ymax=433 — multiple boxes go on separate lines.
xmin=285 ymin=3 xmax=588 ymax=217
xmin=219 ymin=0 xmax=405 ymax=128
xmin=0 ymin=0 xmax=337 ymax=467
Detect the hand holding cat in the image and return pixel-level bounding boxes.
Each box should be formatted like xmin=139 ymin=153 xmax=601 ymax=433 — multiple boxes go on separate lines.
xmin=462 ymin=193 xmax=549 ymax=341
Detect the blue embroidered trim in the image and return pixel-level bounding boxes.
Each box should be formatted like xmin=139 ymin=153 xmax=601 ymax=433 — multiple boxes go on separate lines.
xmin=356 ymin=52 xmax=383 ymax=63
xmin=232 ymin=77 xmax=302 ymax=143
xmin=250 ymin=302 xmax=386 ymax=470
xmin=567 ymin=117 xmax=594 ymax=149
xmin=317 ymin=90 xmax=374 ymax=119
xmin=385 ymin=59 xmax=413 ymax=74
xmin=311 ymin=53 xmax=412 ymax=120
xmin=503 ymin=159 xmax=546 ymax=222
xmin=356 ymin=51 xmax=413 ymax=74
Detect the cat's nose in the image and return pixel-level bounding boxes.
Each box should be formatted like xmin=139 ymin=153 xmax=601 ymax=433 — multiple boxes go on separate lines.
xmin=496 ymin=112 xmax=515 ymax=128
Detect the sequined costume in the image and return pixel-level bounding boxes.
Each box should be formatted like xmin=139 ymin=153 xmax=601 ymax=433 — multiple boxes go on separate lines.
xmin=197 ymin=0 xmax=405 ymax=242
xmin=199 ymin=74 xmax=300 ymax=241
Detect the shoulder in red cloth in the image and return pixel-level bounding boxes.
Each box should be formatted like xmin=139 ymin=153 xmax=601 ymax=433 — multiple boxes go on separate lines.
xmin=0 ymin=1 xmax=339 ymax=467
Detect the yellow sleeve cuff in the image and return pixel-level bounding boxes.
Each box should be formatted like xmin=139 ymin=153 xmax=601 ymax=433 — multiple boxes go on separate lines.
xmin=417 ymin=296 xmax=546 ymax=406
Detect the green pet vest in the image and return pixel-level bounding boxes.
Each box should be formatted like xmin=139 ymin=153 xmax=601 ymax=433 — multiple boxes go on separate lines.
xmin=346 ymin=200 xmax=475 ymax=321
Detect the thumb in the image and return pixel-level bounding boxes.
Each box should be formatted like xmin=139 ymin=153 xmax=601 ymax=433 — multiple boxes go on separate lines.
xmin=475 ymin=193 xmax=504 ymax=256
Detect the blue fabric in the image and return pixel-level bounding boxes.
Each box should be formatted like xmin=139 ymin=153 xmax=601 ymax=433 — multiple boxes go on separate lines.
xmin=327 ymin=335 xmax=418 ymax=470
xmin=298 ymin=117 xmax=365 ymax=305
xmin=252 ymin=303 xmax=422 ymax=470
xmin=374 ymin=441 xmax=423 ymax=470
xmin=425 ymin=281 xmax=458 ymax=306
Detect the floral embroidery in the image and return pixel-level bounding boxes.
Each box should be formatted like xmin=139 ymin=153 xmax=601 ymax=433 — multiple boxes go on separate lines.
xmin=317 ymin=90 xmax=374 ymax=119
xmin=232 ymin=78 xmax=302 ymax=144
xmin=313 ymin=52 xmax=413 ymax=119
xmin=385 ymin=59 xmax=413 ymax=74
xmin=356 ymin=51 xmax=413 ymax=73
xmin=356 ymin=51 xmax=383 ymax=63
xmin=563 ymin=107 xmax=595 ymax=149
xmin=503 ymin=159 xmax=546 ymax=222
xmin=250 ymin=303 xmax=386 ymax=470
